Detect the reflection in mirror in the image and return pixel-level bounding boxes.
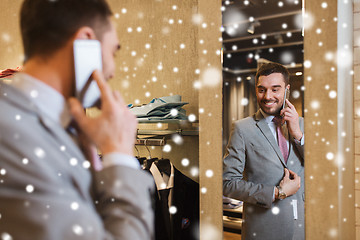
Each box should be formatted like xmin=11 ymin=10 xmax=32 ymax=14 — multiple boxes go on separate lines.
xmin=221 ymin=1 xmax=304 ymax=239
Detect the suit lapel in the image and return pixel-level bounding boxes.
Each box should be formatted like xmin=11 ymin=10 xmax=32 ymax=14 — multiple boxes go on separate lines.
xmin=0 ymin=82 xmax=91 ymax=200
xmin=254 ymin=111 xmax=287 ymax=167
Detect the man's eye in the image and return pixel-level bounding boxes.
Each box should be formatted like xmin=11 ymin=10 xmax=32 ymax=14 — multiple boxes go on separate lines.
xmin=258 ymin=89 xmax=265 ymax=93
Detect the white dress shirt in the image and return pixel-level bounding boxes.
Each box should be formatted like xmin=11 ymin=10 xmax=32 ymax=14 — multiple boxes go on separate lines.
xmin=11 ymin=73 xmax=139 ymax=170
xmin=150 ymin=162 xmax=174 ymax=208
xmin=259 ymin=109 xmax=304 ymax=146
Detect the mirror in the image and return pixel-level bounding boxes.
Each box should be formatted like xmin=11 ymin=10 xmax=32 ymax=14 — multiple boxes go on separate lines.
xmin=221 ymin=1 xmax=304 ymax=239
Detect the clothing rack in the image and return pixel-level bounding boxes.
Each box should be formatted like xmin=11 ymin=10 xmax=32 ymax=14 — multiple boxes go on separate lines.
xmin=137 ymin=129 xmax=198 ymax=136
xmin=135 ymin=138 xmax=166 ymax=146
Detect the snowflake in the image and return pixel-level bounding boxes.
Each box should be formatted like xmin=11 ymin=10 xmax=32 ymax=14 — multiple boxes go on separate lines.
xmin=172 ymin=134 xmax=183 ymax=145
xmin=2 ymin=33 xmax=11 ymax=43
xmin=30 ymin=90 xmax=38 ymax=98
xmin=163 ymin=144 xmax=171 ymax=153
xmin=26 ymin=185 xmax=34 ymax=193
xmin=70 ymin=202 xmax=79 ymax=211
xmin=181 ymin=158 xmax=190 ymax=167
xmin=34 ymin=147 xmax=46 ymax=158
xmin=190 ymin=167 xmax=199 ymax=177
xmin=188 ymin=114 xmax=196 ymax=122
xmin=271 ymin=206 xmax=280 ymax=215
xmin=328 ymin=228 xmax=337 ymax=237
xmin=201 ymin=67 xmax=221 ymax=87
xmin=192 ymin=14 xmax=203 ymax=25
xmin=69 ymin=158 xmax=78 ymax=166
xmin=325 ymin=152 xmax=334 ymax=161
xmin=205 ymin=170 xmax=214 ymax=178
xmin=22 ymin=158 xmax=29 ymax=165
xmin=82 ymin=161 xmax=90 ymax=169
xmin=1 ymin=233 xmax=12 ymax=240
xmin=169 ymin=206 xmax=177 ymax=214
xmin=170 ymin=109 xmax=178 ymax=116
xmin=72 ymin=225 xmax=84 ymax=236
xmin=241 ymin=98 xmax=249 ymax=106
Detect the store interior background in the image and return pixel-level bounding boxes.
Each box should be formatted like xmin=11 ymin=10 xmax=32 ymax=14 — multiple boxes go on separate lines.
xmin=221 ymin=1 xmax=303 ymax=239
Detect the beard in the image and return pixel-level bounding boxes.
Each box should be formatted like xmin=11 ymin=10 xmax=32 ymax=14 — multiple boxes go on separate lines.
xmin=259 ymin=100 xmax=283 ymax=116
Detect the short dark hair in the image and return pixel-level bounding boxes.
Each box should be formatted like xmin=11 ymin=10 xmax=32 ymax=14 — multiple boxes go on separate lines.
xmin=20 ymin=0 xmax=113 ymax=61
xmin=255 ymin=62 xmax=290 ymax=86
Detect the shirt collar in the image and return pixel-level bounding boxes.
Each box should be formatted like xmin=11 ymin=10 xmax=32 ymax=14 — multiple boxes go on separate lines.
xmin=11 ymin=73 xmax=71 ymax=128
xmin=149 ymin=162 xmax=174 ymax=190
xmin=259 ymin=108 xmax=276 ymax=124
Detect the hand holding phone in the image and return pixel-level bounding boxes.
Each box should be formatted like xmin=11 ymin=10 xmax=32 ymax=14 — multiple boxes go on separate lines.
xmin=282 ymin=88 xmax=290 ymax=110
xmin=68 ymin=70 xmax=138 ymax=157
xmin=73 ymin=39 xmax=102 ymax=108
xmin=280 ymin=91 xmax=303 ymax=141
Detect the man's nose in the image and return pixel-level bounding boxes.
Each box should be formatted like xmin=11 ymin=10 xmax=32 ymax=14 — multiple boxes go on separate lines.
xmin=264 ymin=90 xmax=272 ymax=99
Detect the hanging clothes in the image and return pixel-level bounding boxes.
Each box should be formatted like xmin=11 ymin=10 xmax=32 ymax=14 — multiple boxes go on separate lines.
xmin=148 ymin=160 xmax=199 ymax=240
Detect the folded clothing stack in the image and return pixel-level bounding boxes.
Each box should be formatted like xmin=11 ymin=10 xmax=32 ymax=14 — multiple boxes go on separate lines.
xmin=129 ymin=95 xmax=188 ymax=120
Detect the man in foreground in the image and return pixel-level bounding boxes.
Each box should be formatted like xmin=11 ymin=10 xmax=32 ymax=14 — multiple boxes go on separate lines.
xmin=0 ymin=0 xmax=154 ymax=239
xmin=223 ymin=63 xmax=305 ymax=239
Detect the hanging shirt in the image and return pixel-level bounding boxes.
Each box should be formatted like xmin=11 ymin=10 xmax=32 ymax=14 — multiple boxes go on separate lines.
xmin=150 ymin=161 xmax=174 ymax=208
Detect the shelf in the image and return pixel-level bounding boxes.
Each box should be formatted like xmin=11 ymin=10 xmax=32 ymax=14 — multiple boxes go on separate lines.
xmin=137 ymin=129 xmax=198 ymax=136
xmin=137 ymin=119 xmax=199 ymax=136
xmin=135 ymin=138 xmax=165 ymax=146
xmin=137 ymin=119 xmax=199 ymax=124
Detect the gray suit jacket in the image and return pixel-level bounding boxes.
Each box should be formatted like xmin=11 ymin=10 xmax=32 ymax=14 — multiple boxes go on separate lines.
xmin=223 ymin=110 xmax=305 ymax=240
xmin=0 ymin=82 xmax=154 ymax=240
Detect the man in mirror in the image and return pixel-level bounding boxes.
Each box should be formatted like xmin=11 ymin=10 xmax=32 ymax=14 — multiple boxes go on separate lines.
xmin=223 ymin=62 xmax=304 ymax=240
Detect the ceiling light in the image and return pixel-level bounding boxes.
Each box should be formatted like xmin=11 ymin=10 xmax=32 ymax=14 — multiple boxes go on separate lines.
xmin=247 ymin=21 xmax=261 ymax=35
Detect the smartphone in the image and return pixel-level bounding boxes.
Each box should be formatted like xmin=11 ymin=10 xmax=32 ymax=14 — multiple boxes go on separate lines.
xmin=282 ymin=88 xmax=290 ymax=110
xmin=73 ymin=39 xmax=102 ymax=108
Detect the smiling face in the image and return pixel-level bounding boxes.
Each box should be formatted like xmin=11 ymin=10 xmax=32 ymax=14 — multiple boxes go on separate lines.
xmin=256 ymin=72 xmax=289 ymax=116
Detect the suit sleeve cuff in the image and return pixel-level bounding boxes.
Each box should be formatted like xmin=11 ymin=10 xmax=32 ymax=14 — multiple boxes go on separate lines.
xmin=294 ymin=134 xmax=304 ymax=146
xmin=273 ymin=186 xmax=276 ymax=201
xmin=102 ymin=152 xmax=140 ymax=170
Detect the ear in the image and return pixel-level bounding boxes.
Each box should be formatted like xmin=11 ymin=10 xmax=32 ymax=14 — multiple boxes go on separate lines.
xmin=286 ymin=84 xmax=290 ymax=90
xmin=74 ymin=26 xmax=97 ymax=40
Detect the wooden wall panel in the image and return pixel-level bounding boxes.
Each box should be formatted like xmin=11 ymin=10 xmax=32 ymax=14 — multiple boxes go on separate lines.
xmin=354 ymin=1 xmax=360 ymax=239
xmin=0 ymin=0 xmax=23 ymax=70
xmin=305 ymin=1 xmax=355 ymax=239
